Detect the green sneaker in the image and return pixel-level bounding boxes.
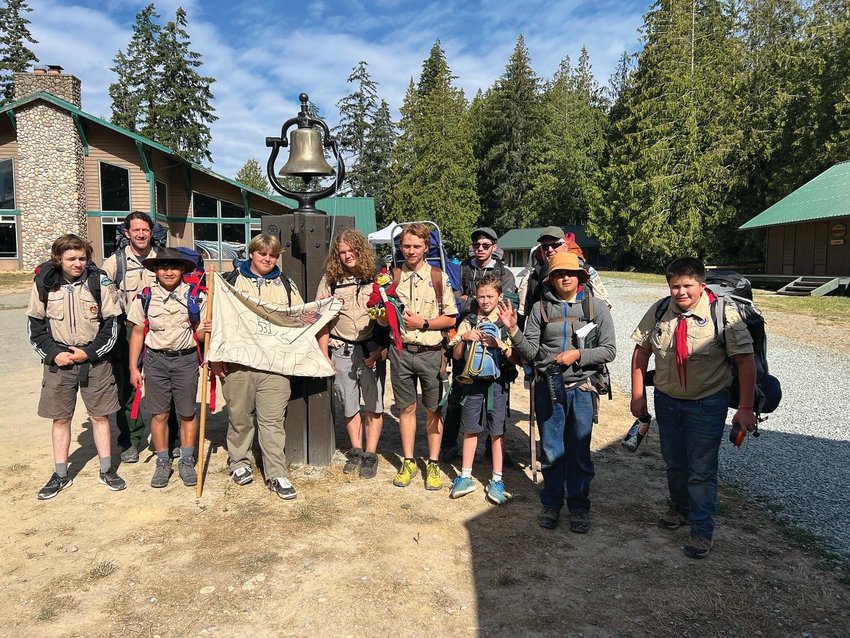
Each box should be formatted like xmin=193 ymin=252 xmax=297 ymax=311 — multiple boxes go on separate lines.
xmin=393 ymin=459 xmax=418 ymax=487
xmin=425 ymin=461 xmax=443 ymax=491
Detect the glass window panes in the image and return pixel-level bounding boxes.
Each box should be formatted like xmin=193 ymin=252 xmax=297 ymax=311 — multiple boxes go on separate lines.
xmin=250 ymin=209 xmax=263 ymax=219
xmin=100 ymin=163 xmax=130 ymax=211
xmin=101 ymin=216 xmax=123 ymax=259
xmin=221 ymin=200 xmax=243 ymax=218
xmin=193 ymin=192 xmax=217 ymax=218
xmin=156 ymin=181 xmax=168 ymax=216
xmin=0 ymin=159 xmax=14 ymax=210
xmin=0 ymin=215 xmax=17 ymax=257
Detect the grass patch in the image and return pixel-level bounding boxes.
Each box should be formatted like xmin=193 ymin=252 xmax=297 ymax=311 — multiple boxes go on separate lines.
xmin=244 ymin=552 xmax=281 ymax=570
xmin=752 ymin=290 xmax=850 ymax=322
xmin=600 ymin=270 xmax=666 ymax=285
xmin=36 ymin=595 xmax=75 ymax=622
xmin=491 ymin=570 xmax=520 ymax=587
xmin=9 ymin=462 xmax=28 ymax=472
xmin=0 ymin=271 xmax=32 ymax=287
xmin=89 ymin=559 xmax=118 ymax=579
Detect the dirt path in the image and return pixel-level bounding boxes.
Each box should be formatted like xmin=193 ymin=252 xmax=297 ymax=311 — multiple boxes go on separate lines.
xmin=1 ymin=293 xmax=849 ymax=637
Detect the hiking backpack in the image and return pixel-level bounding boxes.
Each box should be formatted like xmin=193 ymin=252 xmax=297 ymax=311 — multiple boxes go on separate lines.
xmin=113 ymin=221 xmax=169 ymax=289
xmin=460 ymin=314 xmax=518 ymax=385
xmin=33 ymin=261 xmax=104 ymax=308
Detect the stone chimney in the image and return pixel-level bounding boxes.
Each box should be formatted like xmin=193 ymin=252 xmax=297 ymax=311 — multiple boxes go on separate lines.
xmin=13 ymin=66 xmax=86 ymax=268
xmin=14 ymin=65 xmax=81 ymax=107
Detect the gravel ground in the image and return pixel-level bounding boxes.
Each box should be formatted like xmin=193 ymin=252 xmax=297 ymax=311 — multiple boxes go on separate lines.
xmin=603 ymin=275 xmax=850 ymax=559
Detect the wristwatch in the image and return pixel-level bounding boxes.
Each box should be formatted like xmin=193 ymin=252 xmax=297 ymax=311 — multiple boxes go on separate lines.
xmin=422 ymin=320 xmax=430 ymax=331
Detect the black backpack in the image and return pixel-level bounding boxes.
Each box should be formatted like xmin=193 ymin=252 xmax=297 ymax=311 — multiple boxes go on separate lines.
xmin=33 ymin=261 xmax=103 ymax=308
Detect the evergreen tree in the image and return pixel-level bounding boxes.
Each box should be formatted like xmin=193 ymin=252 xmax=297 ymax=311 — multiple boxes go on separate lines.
xmin=109 ymin=4 xmax=160 ymax=132
xmin=235 ymin=158 xmax=271 ymax=194
xmin=389 ymin=43 xmax=479 ymax=251
xmin=335 ymin=61 xmax=379 ymax=196
xmin=359 ymin=99 xmax=395 ymax=224
xmin=0 ymin=0 xmax=39 ymax=106
xmin=474 ymin=35 xmax=543 ymax=233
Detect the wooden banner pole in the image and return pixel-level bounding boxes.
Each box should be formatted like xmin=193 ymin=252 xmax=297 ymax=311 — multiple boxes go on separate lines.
xmin=196 ymin=265 xmax=215 ymax=498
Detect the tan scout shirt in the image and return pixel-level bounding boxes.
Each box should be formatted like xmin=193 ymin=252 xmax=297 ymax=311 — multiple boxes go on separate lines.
xmin=126 ymin=282 xmax=207 ymax=351
xmin=631 ymin=291 xmax=754 ymax=400
xmin=448 ymin=308 xmax=510 ymax=348
xmin=316 ymin=275 xmax=373 ymax=346
xmin=395 ymin=261 xmax=457 ymax=346
xmin=102 ymin=247 xmax=158 ymax=312
xmin=230 ymin=272 xmax=303 ymax=307
xmin=27 ymin=276 xmax=121 ymax=347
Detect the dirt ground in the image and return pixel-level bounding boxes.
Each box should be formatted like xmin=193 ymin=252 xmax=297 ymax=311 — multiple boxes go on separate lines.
xmin=1 ymin=285 xmax=849 ymax=637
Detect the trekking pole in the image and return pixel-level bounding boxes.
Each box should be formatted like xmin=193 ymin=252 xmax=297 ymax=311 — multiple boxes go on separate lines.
xmin=196 ymin=265 xmax=215 ymax=498
xmin=529 ymin=377 xmax=537 ymax=484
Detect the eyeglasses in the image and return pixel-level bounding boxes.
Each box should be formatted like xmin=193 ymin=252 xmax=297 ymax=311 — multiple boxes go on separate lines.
xmin=540 ymin=241 xmax=565 ymax=252
xmin=472 ymin=242 xmax=493 ymax=249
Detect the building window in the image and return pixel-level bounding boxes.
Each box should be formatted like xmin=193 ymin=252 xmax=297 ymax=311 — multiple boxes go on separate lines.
xmin=100 ymin=162 xmax=130 ymax=211
xmin=156 ymin=181 xmax=168 ymax=217
xmin=101 ymin=216 xmax=124 ymax=259
xmin=192 ymin=192 xmax=247 ymax=261
xmin=0 ymin=214 xmax=18 ymax=258
xmin=0 ymin=159 xmax=14 ymax=210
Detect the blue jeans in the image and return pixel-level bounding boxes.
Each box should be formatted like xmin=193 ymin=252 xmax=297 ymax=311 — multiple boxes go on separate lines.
xmin=534 ymin=379 xmax=595 ymax=513
xmin=654 ymin=389 xmax=729 ymax=540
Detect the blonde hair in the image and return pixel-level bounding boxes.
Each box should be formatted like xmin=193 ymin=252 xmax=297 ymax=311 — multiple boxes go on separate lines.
xmin=325 ymin=228 xmax=377 ymax=283
xmin=400 ymin=222 xmax=430 ymax=244
xmin=248 ymin=233 xmax=282 ymax=256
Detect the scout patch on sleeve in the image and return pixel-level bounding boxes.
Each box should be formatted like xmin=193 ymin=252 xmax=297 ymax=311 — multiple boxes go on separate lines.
xmin=101 ymin=276 xmax=113 ymax=286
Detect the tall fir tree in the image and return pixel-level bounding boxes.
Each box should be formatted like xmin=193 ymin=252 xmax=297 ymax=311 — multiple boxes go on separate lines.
xmin=235 ymin=158 xmax=270 ymax=194
xmin=109 ymin=4 xmax=161 ymax=132
xmin=389 ymin=42 xmax=479 ymax=251
xmin=335 ymin=61 xmax=379 ymax=196
xmin=0 ymin=0 xmax=39 ymax=106
xmin=473 ymin=35 xmax=543 ymax=233
xmin=359 ymin=99 xmax=395 ymax=225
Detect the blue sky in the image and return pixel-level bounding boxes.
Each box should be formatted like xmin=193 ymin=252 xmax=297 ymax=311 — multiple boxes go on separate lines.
xmin=27 ymin=0 xmax=647 ymax=179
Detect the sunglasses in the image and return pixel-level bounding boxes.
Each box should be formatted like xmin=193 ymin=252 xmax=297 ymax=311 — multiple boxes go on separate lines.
xmin=472 ymin=242 xmax=493 ymax=249
xmin=540 ymin=240 xmax=565 ymax=252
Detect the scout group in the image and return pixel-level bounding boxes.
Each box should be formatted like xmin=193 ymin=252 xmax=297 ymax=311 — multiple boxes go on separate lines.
xmin=27 ymin=212 xmax=757 ymax=560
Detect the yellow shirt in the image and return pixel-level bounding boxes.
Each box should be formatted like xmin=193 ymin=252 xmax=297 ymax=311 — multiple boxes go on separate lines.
xmin=126 ymin=282 xmax=208 ymax=351
xmin=394 ymin=261 xmax=457 ymax=346
xmin=316 ymin=275 xmax=373 ymax=346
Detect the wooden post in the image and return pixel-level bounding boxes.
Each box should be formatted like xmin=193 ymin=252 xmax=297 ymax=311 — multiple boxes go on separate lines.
xmin=529 ymin=378 xmax=537 ymax=484
xmin=196 ymin=265 xmax=215 ymax=497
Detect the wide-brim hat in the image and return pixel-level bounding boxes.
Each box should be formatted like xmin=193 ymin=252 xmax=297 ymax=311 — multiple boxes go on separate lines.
xmin=142 ymin=247 xmax=196 ymax=272
xmin=545 ymin=252 xmax=589 ymax=284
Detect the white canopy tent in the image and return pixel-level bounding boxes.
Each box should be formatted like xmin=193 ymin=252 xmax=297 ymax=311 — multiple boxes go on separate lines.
xmin=367 ymin=221 xmax=400 ymax=245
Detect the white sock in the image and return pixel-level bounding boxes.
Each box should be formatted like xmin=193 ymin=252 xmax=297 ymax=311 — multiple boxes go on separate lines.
xmin=492 ymin=471 xmax=502 ymax=483
xmin=461 ymin=467 xmax=472 ymax=478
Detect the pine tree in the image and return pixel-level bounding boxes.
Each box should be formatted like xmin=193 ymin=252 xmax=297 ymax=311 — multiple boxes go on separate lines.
xmin=359 ymin=99 xmax=395 ymax=224
xmin=335 ymin=61 xmax=379 ymax=196
xmin=109 ymin=4 xmax=160 ymax=132
xmin=235 ymin=158 xmax=270 ymax=194
xmin=0 ymin=0 xmax=39 ymax=106
xmin=389 ymin=43 xmax=479 ymax=251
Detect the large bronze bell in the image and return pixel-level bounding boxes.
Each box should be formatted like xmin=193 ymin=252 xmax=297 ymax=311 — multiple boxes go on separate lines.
xmin=278 ymin=126 xmax=335 ymax=178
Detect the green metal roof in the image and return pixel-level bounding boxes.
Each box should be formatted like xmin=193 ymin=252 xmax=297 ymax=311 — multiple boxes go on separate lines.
xmin=271 ymin=196 xmax=377 ymax=235
xmin=0 ymin=91 xmax=287 ymax=208
xmin=740 ymin=161 xmax=850 ymax=230
xmin=498 ymin=226 xmax=599 ymax=250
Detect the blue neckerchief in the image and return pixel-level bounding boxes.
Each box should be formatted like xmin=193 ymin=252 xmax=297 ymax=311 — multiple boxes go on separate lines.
xmin=236 ymin=259 xmax=281 ymax=281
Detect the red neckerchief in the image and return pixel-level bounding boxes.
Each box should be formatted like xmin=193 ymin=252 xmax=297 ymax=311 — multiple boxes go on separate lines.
xmin=673 ymin=290 xmax=717 ymax=389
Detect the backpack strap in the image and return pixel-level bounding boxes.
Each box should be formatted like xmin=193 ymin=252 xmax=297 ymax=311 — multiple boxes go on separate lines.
xmin=116 ymin=247 xmax=127 ymax=298
xmin=430 ymin=266 xmax=444 ymax=315
xmin=279 ymin=275 xmax=293 ymax=307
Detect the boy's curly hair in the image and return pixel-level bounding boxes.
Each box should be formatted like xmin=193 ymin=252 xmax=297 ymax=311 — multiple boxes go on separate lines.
xmin=324 ymin=228 xmax=378 ymax=284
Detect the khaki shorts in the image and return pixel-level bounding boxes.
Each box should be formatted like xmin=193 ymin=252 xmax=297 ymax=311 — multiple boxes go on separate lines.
xmin=331 ymin=345 xmax=384 ymax=418
xmin=143 ymin=349 xmax=200 ymax=417
xmin=38 ymin=359 xmax=120 ymax=420
xmin=388 ymin=347 xmax=445 ymax=412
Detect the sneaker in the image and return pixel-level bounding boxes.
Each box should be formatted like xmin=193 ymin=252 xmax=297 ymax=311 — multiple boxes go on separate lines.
xmin=393 ymin=459 xmax=418 ymax=487
xmin=343 ymin=448 xmax=363 ymax=474
xmin=359 ymin=453 xmax=379 ymax=479
xmin=439 ymin=443 xmax=461 ymax=463
xmin=485 ymin=479 xmax=511 ymax=505
xmin=425 ymin=461 xmax=443 ymax=491
xmin=449 ymin=476 xmax=477 ymax=499
xmin=269 ymin=476 xmax=297 ymax=500
xmin=569 ymin=511 xmax=590 ymax=534
xmin=98 ymin=467 xmax=127 ymax=492
xmin=682 ymin=535 xmax=713 ymax=559
xmin=120 ymin=446 xmax=139 ymax=463
xmin=537 ymin=507 xmax=560 ymax=529
xmin=37 ymin=473 xmax=73 ymax=500
xmin=178 ymin=461 xmax=197 ymax=487
xmin=658 ymin=506 xmax=689 ymax=530
xmin=150 ymin=458 xmax=173 ymax=489
xmin=231 ymin=466 xmax=253 ymax=486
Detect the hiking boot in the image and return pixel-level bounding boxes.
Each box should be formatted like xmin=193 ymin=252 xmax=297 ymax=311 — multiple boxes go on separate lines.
xmin=537 ymin=507 xmax=560 ymax=529
xmin=37 ymin=473 xmax=73 ymax=500
xmin=485 ymin=479 xmax=511 ymax=505
xmin=449 ymin=476 xmax=477 ymax=499
xmin=658 ymin=506 xmax=689 ymax=530
xmin=682 ymin=535 xmax=713 ymax=559
xmin=98 ymin=467 xmax=127 ymax=492
xmin=232 ymin=466 xmax=253 ymax=486
xmin=178 ymin=461 xmax=197 ymax=487
xmin=393 ymin=459 xmax=418 ymax=487
xmin=359 ymin=453 xmax=379 ymax=479
xmin=269 ymin=476 xmax=297 ymax=500
xmin=569 ymin=511 xmax=590 ymax=534
xmin=150 ymin=458 xmax=173 ymax=488
xmin=343 ymin=448 xmax=363 ymax=474
xmin=120 ymin=446 xmax=139 ymax=463
xmin=425 ymin=461 xmax=443 ymax=491
xmin=440 ymin=443 xmax=461 ymax=463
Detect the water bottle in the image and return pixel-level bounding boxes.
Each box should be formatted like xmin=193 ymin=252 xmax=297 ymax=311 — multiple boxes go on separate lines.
xmin=623 ymin=413 xmax=653 ymax=452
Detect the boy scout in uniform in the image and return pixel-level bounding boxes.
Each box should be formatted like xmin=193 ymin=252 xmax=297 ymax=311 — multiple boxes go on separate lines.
xmin=28 ymin=234 xmax=125 ymax=499
xmin=379 ymin=223 xmax=458 ymax=490
xmin=127 ymin=248 xmax=207 ymax=490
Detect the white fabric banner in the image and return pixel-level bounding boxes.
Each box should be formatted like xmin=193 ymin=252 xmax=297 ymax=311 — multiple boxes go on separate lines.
xmin=208 ymin=271 xmax=341 ymax=377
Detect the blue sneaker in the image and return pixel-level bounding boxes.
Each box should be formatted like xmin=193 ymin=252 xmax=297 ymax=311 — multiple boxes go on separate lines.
xmin=485 ymin=479 xmax=511 ymax=505
xmin=449 ymin=476 xmax=477 ymax=499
